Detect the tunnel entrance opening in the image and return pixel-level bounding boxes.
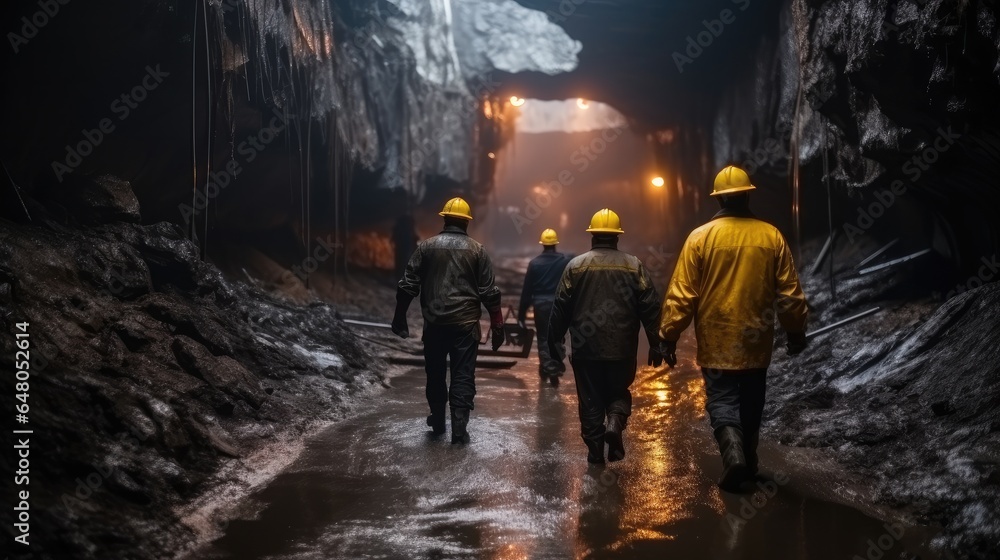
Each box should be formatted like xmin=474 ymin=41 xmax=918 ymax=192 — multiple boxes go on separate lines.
xmin=487 ymin=97 xmax=671 ymax=261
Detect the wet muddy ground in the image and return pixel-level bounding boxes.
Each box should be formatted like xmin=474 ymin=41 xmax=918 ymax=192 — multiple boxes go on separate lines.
xmin=188 ymin=335 xmax=940 ymax=560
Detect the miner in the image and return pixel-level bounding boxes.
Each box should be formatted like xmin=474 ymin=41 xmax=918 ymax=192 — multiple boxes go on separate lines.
xmin=518 ymin=228 xmax=572 ymax=385
xmin=548 ymin=209 xmax=664 ymax=464
xmin=658 ymin=165 xmax=809 ymax=491
xmin=392 ymin=197 xmax=505 ymax=444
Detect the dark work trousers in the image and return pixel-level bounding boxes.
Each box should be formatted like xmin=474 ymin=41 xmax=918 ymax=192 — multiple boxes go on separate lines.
xmin=571 ymin=358 xmax=637 ymax=447
xmin=702 ymin=368 xmax=767 ymax=467
xmin=423 ymin=322 xmax=480 ymax=417
xmin=533 ymin=298 xmax=565 ymax=375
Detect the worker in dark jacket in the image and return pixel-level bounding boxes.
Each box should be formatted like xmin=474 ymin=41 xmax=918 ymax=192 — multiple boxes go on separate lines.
xmin=392 ymin=197 xmax=505 ymax=444
xmin=548 ymin=209 xmax=664 ymax=464
xmin=518 ymin=228 xmax=572 ymax=385
xmin=659 ymin=166 xmax=808 ymax=490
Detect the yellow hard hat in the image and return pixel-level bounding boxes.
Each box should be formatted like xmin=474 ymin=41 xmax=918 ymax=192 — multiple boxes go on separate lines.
xmin=586 ymin=208 xmax=624 ymax=234
xmin=439 ymin=197 xmax=473 ymax=220
xmin=711 ymin=165 xmax=756 ymax=197
xmin=539 ymin=228 xmax=559 ymax=245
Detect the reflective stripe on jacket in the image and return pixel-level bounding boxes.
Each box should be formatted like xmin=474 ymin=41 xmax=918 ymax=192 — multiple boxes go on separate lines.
xmin=398 ymin=226 xmax=501 ymax=325
xmin=549 ymin=240 xmax=661 ymax=361
xmin=659 ymin=210 xmax=808 ymax=369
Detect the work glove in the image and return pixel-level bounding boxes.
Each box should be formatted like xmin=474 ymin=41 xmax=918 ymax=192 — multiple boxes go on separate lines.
xmin=489 ymin=307 xmax=505 ymax=351
xmin=661 ymin=340 xmax=677 ymax=368
xmin=786 ymin=331 xmax=807 ymax=356
xmin=647 ymin=345 xmax=664 ymax=367
xmin=391 ymin=312 xmax=408 ymax=339
xmin=391 ymin=291 xmax=412 ymax=339
xmin=490 ymin=325 xmax=506 ymax=351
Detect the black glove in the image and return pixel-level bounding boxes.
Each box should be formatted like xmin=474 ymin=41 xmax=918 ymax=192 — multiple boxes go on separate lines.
xmin=391 ymin=291 xmax=412 ymax=339
xmin=786 ymin=331 xmax=807 ymax=355
xmin=491 ymin=325 xmax=506 ymax=351
xmin=661 ymin=340 xmax=677 ymax=368
xmin=647 ymin=344 xmax=664 ymax=367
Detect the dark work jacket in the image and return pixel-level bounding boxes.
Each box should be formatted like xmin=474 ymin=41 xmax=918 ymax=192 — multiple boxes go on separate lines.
xmin=518 ymin=250 xmax=572 ymax=319
xmin=398 ymin=225 xmax=501 ymax=326
xmin=549 ymin=240 xmax=661 ymax=360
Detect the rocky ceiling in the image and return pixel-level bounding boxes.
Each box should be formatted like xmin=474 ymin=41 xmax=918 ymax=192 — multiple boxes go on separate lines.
xmin=504 ymin=0 xmax=785 ymax=129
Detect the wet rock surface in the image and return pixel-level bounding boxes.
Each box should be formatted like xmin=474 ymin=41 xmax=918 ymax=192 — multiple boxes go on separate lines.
xmin=0 ymin=216 xmax=386 ymax=560
xmin=762 ymin=241 xmax=1000 ymax=559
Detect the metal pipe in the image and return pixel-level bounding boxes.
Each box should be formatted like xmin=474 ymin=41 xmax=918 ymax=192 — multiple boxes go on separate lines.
xmin=806 ymin=307 xmax=881 ymax=339
xmin=858 ymin=248 xmax=932 ymax=276
xmin=343 ymin=319 xmax=393 ymax=329
xmin=810 ymin=232 xmax=836 ymax=276
xmin=854 ymin=238 xmax=899 ymax=270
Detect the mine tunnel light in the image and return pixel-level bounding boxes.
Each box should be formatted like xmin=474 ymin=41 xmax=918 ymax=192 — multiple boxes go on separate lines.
xmin=487 ymin=152 xmax=496 ymax=159
xmin=577 ymin=98 xmax=590 ymax=109
xmin=510 ymin=96 xmax=525 ymax=107
xmin=651 ymin=176 xmax=665 ymax=188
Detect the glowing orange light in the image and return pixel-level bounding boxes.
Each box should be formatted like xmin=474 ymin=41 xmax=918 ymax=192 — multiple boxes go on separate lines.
xmin=576 ymin=98 xmax=590 ymax=109
xmin=487 ymin=152 xmax=496 ymax=159
xmin=509 ymin=96 xmax=525 ymax=107
xmin=651 ymin=176 xmax=665 ymax=188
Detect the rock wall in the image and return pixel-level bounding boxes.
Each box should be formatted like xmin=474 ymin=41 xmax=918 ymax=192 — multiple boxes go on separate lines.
xmin=712 ymin=0 xmax=1000 ymax=281
xmin=0 ymin=196 xmax=386 ymax=558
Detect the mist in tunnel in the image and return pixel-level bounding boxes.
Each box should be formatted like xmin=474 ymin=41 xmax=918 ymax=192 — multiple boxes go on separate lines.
xmin=487 ymin=98 xmax=680 ymax=259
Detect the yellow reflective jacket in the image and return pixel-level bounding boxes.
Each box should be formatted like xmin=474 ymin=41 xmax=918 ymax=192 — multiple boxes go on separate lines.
xmin=659 ymin=210 xmax=808 ymax=370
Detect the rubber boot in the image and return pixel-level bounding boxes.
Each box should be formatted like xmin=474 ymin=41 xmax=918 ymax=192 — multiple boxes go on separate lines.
xmin=548 ymin=369 xmax=562 ymax=387
xmin=585 ymin=438 xmax=605 ymax=464
xmin=451 ymin=408 xmax=471 ymax=444
xmin=426 ymin=414 xmax=446 ymax=435
xmin=744 ymin=428 xmax=759 ymax=476
xmin=605 ymin=414 xmax=627 ymax=462
xmin=714 ymin=425 xmax=748 ymax=492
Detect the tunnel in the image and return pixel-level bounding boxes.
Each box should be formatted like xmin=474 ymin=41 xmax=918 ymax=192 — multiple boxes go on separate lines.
xmin=0 ymin=1 xmax=998 ymax=559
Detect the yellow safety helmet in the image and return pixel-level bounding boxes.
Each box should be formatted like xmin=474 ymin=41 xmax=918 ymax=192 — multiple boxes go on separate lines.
xmin=438 ymin=197 xmax=473 ymax=220
xmin=539 ymin=228 xmax=559 ymax=245
xmin=711 ymin=165 xmax=756 ymax=197
xmin=586 ymin=208 xmax=624 ymax=234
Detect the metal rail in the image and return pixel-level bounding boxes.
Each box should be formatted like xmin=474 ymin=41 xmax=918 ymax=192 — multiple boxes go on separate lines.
xmin=806 ymin=307 xmax=881 ymax=339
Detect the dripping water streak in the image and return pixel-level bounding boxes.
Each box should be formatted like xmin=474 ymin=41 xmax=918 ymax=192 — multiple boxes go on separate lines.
xmin=191 ymin=0 xmax=200 ymax=243
xmin=203 ymin=0 xmax=213 ymax=259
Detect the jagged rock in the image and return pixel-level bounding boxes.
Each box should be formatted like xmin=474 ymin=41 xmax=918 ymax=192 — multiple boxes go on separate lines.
xmin=107 ymin=469 xmax=153 ymax=505
xmin=184 ymin=418 xmax=242 ymax=458
xmin=142 ymin=397 xmax=191 ymax=452
xmin=51 ymin=174 xmax=142 ymax=225
xmin=171 ymin=336 xmax=264 ymax=409
xmin=147 ymin=295 xmax=234 ymax=355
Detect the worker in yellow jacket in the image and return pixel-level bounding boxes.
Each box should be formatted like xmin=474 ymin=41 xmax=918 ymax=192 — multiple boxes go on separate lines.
xmin=658 ymin=165 xmax=809 ymax=491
